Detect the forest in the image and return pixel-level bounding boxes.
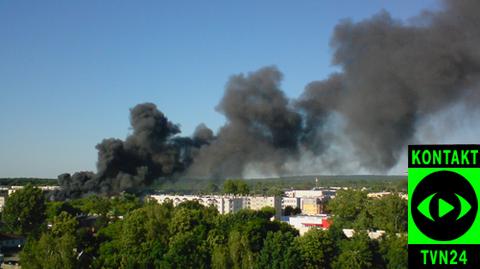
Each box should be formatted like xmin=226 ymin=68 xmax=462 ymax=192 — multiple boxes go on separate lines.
xmin=1 ymin=184 xmax=407 ymax=269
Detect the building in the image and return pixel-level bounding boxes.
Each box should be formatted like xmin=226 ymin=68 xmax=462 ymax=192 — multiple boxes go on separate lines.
xmin=281 ymin=197 xmax=301 ymax=209
xmin=368 ymin=192 xmax=408 ymax=200
xmin=283 ymin=188 xmax=335 ymax=216
xmin=281 ymin=215 xmax=331 ymax=235
xmin=246 ymin=196 xmax=282 ymax=219
xmin=285 ymin=189 xmax=336 ymax=199
xmin=342 ymin=229 xmax=386 ymax=240
xmin=0 ymin=192 xmax=6 ymax=212
xmin=148 ymin=194 xmax=282 ymax=218
xmin=148 ymin=194 xmax=245 ymax=214
xmin=0 ymin=185 xmax=61 ymax=211
xmin=300 ymin=198 xmax=322 ymax=215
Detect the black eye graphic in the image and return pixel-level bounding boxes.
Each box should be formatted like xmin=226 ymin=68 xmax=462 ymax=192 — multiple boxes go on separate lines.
xmin=417 ymin=192 xmax=471 ymax=221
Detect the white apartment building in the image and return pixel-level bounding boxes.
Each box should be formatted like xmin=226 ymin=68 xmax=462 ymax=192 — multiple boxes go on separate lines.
xmin=245 ymin=196 xmax=282 ymax=219
xmin=285 ymin=189 xmax=336 ymax=199
xmin=148 ymin=194 xmax=282 ymax=218
xmin=148 ymin=194 xmax=245 ymax=214
xmin=281 ymin=197 xmax=301 ymax=209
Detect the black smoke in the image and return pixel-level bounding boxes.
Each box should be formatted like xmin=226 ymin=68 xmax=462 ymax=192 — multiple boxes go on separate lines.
xmin=186 ymin=67 xmax=302 ymax=178
xmin=298 ymin=0 xmax=480 ymax=170
xmin=56 ymin=103 xmax=210 ymax=199
xmin=57 ymin=0 xmax=480 ymax=197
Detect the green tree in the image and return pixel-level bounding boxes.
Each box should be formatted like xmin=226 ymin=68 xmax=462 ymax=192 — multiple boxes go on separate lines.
xmin=223 ymin=179 xmax=250 ymax=195
xmin=379 ymin=234 xmax=407 ymax=269
xmin=110 ymin=193 xmax=142 ymax=217
xmin=51 ymin=212 xmax=79 ymax=237
xmin=228 ymin=230 xmax=254 ymax=269
xmin=46 ymin=201 xmax=80 ymax=221
xmin=21 ymin=233 xmax=77 ymax=269
xmin=296 ymin=228 xmax=335 ymax=269
xmin=369 ymin=194 xmax=408 ymax=233
xmin=95 ymin=202 xmax=173 ymax=268
xmin=20 ymin=211 xmax=79 ymax=269
xmin=205 ymin=182 xmax=220 ymax=194
xmin=211 ymin=244 xmax=232 ymax=269
xmin=255 ymin=231 xmax=301 ymax=269
xmin=328 ymin=189 xmax=369 ymax=229
xmin=2 ymin=184 xmax=46 ymax=236
xmin=163 ymin=230 xmax=210 ymax=268
xmin=332 ymin=232 xmax=373 ymax=269
xmin=71 ymin=195 xmax=111 ymax=217
xmin=284 ymin=206 xmax=301 ymax=216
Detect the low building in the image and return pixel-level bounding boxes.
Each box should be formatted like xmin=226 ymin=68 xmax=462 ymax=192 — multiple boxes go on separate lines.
xmin=342 ymin=229 xmax=386 ymax=240
xmin=285 ymin=189 xmax=336 ymax=199
xmin=368 ymin=192 xmax=408 ymax=200
xmin=281 ymin=215 xmax=331 ymax=235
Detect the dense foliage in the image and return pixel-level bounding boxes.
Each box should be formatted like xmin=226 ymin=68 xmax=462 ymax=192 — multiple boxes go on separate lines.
xmin=4 ymin=186 xmax=407 ymax=268
xmin=222 ymin=179 xmax=250 ymax=195
xmin=0 ymin=178 xmax=57 ymax=186
xmin=2 ymin=184 xmax=46 ymax=236
xmin=155 ymin=176 xmax=407 ymax=195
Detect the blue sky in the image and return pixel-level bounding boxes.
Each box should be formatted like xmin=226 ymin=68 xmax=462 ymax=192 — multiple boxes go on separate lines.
xmin=0 ymin=0 xmax=439 ymax=178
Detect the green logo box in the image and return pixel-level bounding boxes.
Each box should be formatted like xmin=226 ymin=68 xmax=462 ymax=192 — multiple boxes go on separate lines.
xmin=409 ymin=167 xmax=480 ymax=244
xmin=408 ymin=145 xmax=480 ymax=268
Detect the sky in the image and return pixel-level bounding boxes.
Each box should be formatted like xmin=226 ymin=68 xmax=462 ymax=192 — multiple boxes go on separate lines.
xmin=0 ymin=0 xmax=439 ymax=178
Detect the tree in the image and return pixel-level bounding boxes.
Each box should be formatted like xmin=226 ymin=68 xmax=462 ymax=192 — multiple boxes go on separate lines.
xmin=332 ymin=232 xmax=373 ymax=269
xmin=228 ymin=230 xmax=254 ymax=269
xmin=20 ymin=233 xmax=77 ymax=269
xmin=70 ymin=195 xmax=111 ymax=217
xmin=205 ymin=182 xmax=220 ymax=194
xmin=20 ymin=212 xmax=79 ymax=269
xmin=255 ymin=231 xmax=302 ymax=269
xmin=2 ymin=184 xmax=46 ymax=236
xmin=109 ymin=193 xmax=142 ymax=217
xmin=95 ymin=203 xmax=173 ymax=268
xmin=379 ymin=234 xmax=407 ymax=269
xmin=223 ymin=179 xmax=250 ymax=195
xmin=46 ymin=201 xmax=80 ymax=221
xmin=327 ymin=189 xmax=369 ymax=229
xmin=296 ymin=228 xmax=335 ymax=269
xmin=284 ymin=206 xmax=301 ymax=216
xmin=163 ymin=230 xmax=210 ymax=268
xmin=369 ymin=194 xmax=408 ymax=233
xmin=51 ymin=212 xmax=79 ymax=237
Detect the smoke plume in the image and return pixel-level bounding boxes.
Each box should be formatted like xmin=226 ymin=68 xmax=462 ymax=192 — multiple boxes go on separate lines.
xmin=56 ymin=103 xmax=210 ymax=199
xmin=57 ymin=0 xmax=480 ymax=197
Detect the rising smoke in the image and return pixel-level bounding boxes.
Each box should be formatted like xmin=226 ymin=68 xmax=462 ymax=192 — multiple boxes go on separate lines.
xmin=57 ymin=0 xmax=480 ymax=198
xmin=56 ymin=103 xmax=211 ymax=199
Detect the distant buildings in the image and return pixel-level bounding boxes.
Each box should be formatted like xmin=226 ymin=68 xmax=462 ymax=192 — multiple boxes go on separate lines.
xmin=283 ymin=188 xmax=337 ymax=216
xmin=285 ymin=189 xmax=336 ymax=199
xmin=0 ymin=194 xmax=6 ymax=212
xmin=367 ymin=191 xmax=408 ymax=200
xmin=301 ymin=197 xmax=326 ymax=215
xmin=281 ymin=215 xmax=331 ymax=235
xmin=0 ymin=185 xmax=60 ymax=211
xmin=281 ymin=197 xmax=300 ymax=209
xmin=342 ymin=229 xmax=386 ymax=240
xmin=148 ymin=194 xmax=282 ymax=219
